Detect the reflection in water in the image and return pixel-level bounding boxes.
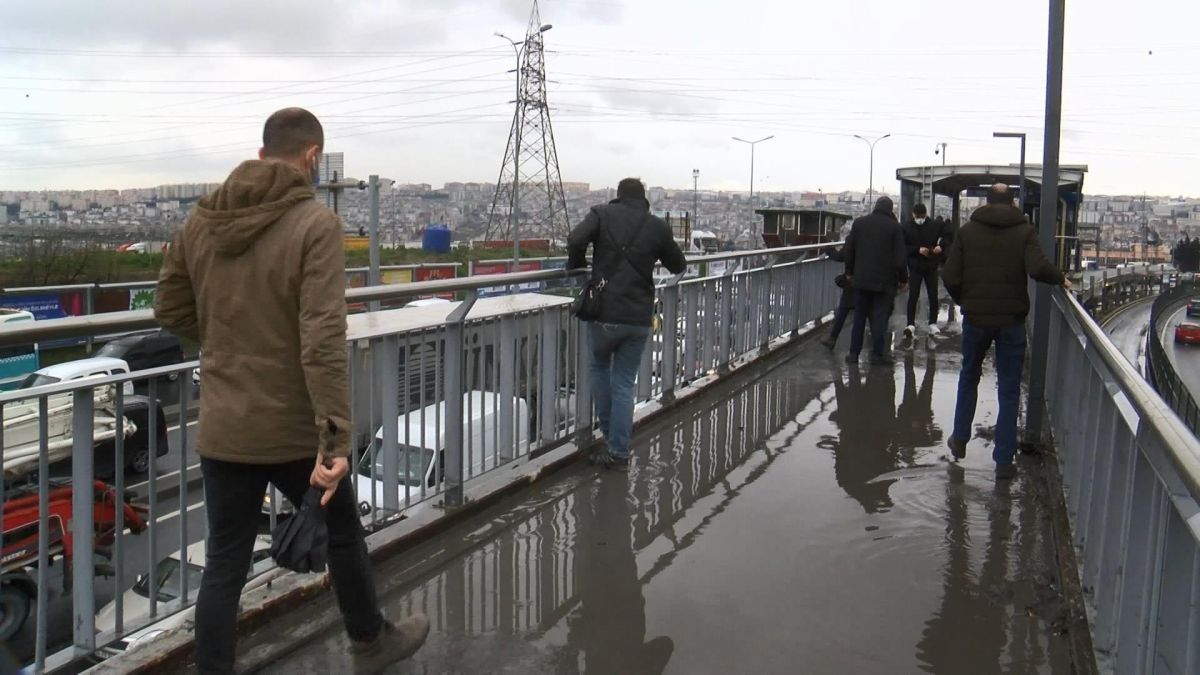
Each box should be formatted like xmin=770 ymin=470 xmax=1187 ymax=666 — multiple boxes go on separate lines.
xmin=895 ymin=352 xmax=942 ymax=454
xmin=916 ymin=464 xmax=1068 ymax=673
xmin=826 ymin=362 xmax=901 ymax=513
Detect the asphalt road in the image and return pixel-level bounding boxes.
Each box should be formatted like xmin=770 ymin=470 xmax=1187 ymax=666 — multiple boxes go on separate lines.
xmin=1103 ymin=296 xmax=1156 ymax=366
xmin=1161 ymin=303 xmax=1200 ymax=403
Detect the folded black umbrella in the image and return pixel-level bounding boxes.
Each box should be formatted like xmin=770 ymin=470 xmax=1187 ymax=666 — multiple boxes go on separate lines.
xmin=270 ymin=487 xmax=329 ymax=574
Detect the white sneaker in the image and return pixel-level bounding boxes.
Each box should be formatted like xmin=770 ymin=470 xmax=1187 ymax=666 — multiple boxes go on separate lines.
xmin=904 ymin=325 xmax=915 ymax=338
xmin=928 ymin=324 xmax=941 ymax=337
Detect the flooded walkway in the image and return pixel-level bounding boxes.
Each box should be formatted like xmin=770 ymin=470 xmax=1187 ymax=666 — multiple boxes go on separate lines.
xmin=235 ymin=315 xmax=1075 ymax=675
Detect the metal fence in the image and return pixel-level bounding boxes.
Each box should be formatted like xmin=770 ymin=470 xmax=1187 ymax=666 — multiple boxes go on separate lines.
xmin=1045 ymin=288 xmax=1200 ymax=674
xmin=1145 ymin=284 xmax=1200 ymax=431
xmin=0 ymin=242 xmax=839 ymax=673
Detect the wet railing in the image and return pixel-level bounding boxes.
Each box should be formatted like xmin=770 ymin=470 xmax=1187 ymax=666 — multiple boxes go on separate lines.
xmin=0 ymin=242 xmax=840 ymax=673
xmin=1045 ymin=288 xmax=1200 ymax=674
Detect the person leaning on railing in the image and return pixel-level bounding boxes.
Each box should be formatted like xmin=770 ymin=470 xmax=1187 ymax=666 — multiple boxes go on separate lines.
xmin=566 ymin=178 xmax=687 ymax=470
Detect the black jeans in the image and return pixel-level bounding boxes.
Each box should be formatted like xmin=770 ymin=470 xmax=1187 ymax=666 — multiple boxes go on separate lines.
xmin=849 ymin=289 xmax=894 ymax=357
xmin=195 ymin=457 xmax=383 ymax=674
xmin=906 ymin=264 xmax=940 ymax=326
xmin=828 ymin=287 xmax=855 ymax=340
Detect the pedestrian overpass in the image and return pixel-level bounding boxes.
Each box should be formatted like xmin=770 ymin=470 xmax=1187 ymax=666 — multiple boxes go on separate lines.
xmin=1 ymin=245 xmax=1197 ymax=675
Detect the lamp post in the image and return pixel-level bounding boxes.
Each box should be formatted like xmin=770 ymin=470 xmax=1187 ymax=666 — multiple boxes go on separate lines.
xmin=732 ymin=135 xmax=773 ymax=242
xmin=853 ymin=133 xmax=891 ymax=207
xmin=692 ymin=168 xmax=700 ymax=232
xmin=993 ymin=131 xmax=1027 ymax=211
xmin=496 ymin=23 xmax=552 ymax=266
xmin=935 ymin=142 xmax=947 ymax=166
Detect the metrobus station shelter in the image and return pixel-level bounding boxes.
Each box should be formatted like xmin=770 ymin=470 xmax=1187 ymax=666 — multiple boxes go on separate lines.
xmin=896 ymin=164 xmax=1088 ymax=271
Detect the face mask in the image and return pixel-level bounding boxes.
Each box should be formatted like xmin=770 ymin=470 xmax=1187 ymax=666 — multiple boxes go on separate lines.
xmin=915 ymin=217 xmax=926 ymax=225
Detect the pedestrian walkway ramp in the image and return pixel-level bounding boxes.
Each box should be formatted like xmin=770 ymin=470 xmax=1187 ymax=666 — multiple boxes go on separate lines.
xmin=239 ymin=336 xmax=1077 ymax=674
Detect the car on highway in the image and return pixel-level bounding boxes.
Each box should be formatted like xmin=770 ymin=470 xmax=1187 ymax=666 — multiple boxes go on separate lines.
xmin=1187 ymin=298 xmax=1200 ymax=318
xmin=1175 ymin=321 xmax=1200 ymax=345
xmin=93 ymin=536 xmax=275 ymax=650
xmin=95 ymin=332 xmax=186 ymax=379
xmin=19 ymin=356 xmax=135 ymax=396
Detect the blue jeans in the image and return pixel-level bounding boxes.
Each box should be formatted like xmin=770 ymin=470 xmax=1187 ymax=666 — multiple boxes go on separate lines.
xmin=588 ymin=321 xmax=650 ymax=459
xmin=848 ymin=289 xmax=893 ymax=357
xmin=952 ymin=319 xmax=1027 ymax=466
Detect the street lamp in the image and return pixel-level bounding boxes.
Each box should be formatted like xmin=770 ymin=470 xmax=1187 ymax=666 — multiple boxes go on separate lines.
xmin=853 ymin=133 xmax=891 ymax=207
xmin=934 ymin=142 xmax=947 ymax=166
xmin=993 ymin=132 xmax=1027 ymax=212
xmin=692 ymin=168 xmax=700 ymax=232
xmin=496 ymin=23 xmax=552 ymax=266
xmin=732 ymin=135 xmax=773 ymax=242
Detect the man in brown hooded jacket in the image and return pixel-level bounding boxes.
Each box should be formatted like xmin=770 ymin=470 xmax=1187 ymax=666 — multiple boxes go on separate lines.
xmin=155 ymin=108 xmax=427 ymax=673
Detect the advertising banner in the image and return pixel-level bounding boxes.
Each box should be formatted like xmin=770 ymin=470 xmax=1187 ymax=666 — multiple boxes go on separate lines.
xmin=129 ymin=288 xmax=156 ymax=311
xmin=473 ymin=261 xmax=510 ymax=297
xmin=381 ymin=269 xmax=413 ymax=285
xmin=415 ymin=265 xmax=456 ymax=300
xmin=0 ymin=293 xmax=69 ymax=320
xmin=541 ymin=258 xmax=569 ymax=290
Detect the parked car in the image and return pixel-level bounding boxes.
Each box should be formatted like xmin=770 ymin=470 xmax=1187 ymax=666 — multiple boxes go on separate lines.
xmin=93 ymin=536 xmax=274 ymax=651
xmin=95 ymin=332 xmax=186 ymax=379
xmin=19 ymin=356 xmax=135 ymax=396
xmin=355 ymin=392 xmax=530 ymax=519
xmin=1176 ymin=322 xmax=1200 ymax=345
xmin=1187 ymin=298 xmax=1200 ymax=318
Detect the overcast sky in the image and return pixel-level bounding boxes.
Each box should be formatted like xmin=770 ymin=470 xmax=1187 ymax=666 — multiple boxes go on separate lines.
xmin=0 ymin=0 xmax=1196 ymax=197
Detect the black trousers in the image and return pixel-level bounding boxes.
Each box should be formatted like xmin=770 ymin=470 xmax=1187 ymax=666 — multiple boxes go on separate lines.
xmin=195 ymin=457 xmax=383 ymax=674
xmin=906 ymin=265 xmax=940 ymax=326
xmin=849 ymin=289 xmax=894 ymax=357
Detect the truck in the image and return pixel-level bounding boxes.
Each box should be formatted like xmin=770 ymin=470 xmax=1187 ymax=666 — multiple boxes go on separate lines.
xmin=3 ymin=385 xmax=169 ymax=484
xmin=1 ymin=480 xmax=149 ymax=641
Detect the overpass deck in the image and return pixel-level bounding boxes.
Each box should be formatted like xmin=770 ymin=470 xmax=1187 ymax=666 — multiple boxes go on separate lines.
xmin=240 ymin=328 xmax=1075 ymax=674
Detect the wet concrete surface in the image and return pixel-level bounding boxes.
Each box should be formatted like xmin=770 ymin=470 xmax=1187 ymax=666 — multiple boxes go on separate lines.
xmin=240 ymin=297 xmax=1074 ymax=675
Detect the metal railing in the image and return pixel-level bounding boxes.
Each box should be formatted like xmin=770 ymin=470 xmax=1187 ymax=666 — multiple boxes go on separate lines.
xmin=1045 ymin=288 xmax=1200 ymax=674
xmin=0 ymin=242 xmax=840 ymax=673
xmin=1145 ymin=285 xmax=1200 ymax=432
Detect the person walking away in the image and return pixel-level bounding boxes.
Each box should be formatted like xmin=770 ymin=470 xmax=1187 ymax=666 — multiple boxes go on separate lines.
xmin=567 ymin=178 xmax=687 ymax=469
xmin=903 ymin=204 xmax=947 ymax=339
xmin=155 ymin=107 xmax=429 ymax=673
xmin=942 ymin=183 xmax=1071 ymax=480
xmin=843 ymin=196 xmax=908 ymax=366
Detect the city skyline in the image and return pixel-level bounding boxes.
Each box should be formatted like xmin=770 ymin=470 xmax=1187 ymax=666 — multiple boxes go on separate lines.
xmin=0 ymin=1 xmax=1196 ymax=196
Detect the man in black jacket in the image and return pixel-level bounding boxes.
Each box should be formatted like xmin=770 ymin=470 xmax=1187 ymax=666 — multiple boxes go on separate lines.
xmin=942 ymin=184 xmax=1071 ymax=479
xmin=843 ymin=196 xmax=908 ymax=366
xmin=567 ymin=178 xmax=687 ymax=468
xmin=902 ymin=204 xmax=948 ymax=338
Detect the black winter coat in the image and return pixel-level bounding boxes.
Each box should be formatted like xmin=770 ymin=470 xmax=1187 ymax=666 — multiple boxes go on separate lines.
xmin=942 ymin=204 xmax=1065 ymax=327
xmin=844 ymin=208 xmax=908 ymax=293
xmin=567 ymin=197 xmax=688 ymax=326
xmin=903 ymin=217 xmax=948 ymax=270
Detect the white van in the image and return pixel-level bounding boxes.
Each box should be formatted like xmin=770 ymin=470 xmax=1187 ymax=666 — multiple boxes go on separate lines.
xmin=20 ymin=356 xmax=135 ymax=396
xmin=354 ymin=391 xmax=530 ymax=518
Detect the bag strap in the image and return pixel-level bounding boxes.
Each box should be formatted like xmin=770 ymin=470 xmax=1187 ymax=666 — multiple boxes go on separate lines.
xmin=599 ymin=211 xmax=655 ymax=288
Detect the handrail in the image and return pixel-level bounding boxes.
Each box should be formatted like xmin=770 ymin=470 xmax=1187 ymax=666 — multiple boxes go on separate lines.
xmin=1056 ymin=287 xmax=1200 ymax=502
xmin=0 ymin=242 xmax=843 ymax=348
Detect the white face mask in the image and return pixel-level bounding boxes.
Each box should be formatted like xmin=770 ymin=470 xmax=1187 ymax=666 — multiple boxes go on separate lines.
xmin=915 ymin=217 xmax=927 ymax=225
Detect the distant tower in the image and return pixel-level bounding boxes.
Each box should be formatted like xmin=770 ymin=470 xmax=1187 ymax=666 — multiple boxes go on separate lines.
xmin=484 ymin=1 xmax=570 ymax=246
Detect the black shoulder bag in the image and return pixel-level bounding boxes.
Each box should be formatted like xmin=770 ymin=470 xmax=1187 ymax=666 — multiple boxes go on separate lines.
xmin=572 ymin=213 xmax=653 ymax=320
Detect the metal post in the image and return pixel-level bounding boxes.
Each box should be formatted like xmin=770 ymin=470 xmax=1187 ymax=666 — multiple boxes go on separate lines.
xmin=380 ymin=335 xmax=400 ymax=513
xmin=692 ymin=169 xmax=699 ymax=230
xmin=443 ymin=292 xmax=477 ymax=506
xmin=512 ymin=48 xmax=522 ymax=266
xmin=85 ymin=286 xmax=95 ymax=354
xmin=1019 ymin=135 xmax=1027 ymax=213
xmin=71 ymin=389 xmax=96 ymax=650
xmin=662 ymin=278 xmax=680 ymax=401
xmin=1025 ymin=0 xmax=1066 ymax=445
xmin=368 ymin=175 xmax=381 ymax=311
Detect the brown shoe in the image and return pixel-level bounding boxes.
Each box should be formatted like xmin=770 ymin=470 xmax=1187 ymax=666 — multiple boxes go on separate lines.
xmin=350 ymin=614 xmax=430 ymax=663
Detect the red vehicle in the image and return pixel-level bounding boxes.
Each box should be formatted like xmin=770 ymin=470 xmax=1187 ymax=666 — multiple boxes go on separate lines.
xmin=1 ymin=481 xmax=148 ymax=641
xmin=1175 ymin=321 xmax=1200 ymax=345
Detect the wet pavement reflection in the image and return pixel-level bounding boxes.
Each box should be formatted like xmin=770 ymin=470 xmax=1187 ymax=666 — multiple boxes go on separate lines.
xmin=252 ymin=332 xmax=1073 ymax=674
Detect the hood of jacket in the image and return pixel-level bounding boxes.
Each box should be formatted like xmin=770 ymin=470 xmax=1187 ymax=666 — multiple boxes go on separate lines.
xmin=194 ymin=160 xmax=315 ymax=255
xmin=970 ymin=203 xmax=1027 ymax=229
xmin=607 ymin=196 xmax=651 ymax=211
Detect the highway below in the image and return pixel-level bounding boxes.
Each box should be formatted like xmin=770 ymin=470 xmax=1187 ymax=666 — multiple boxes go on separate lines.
xmin=1103 ymin=296 xmax=1156 ymax=366
xmin=1159 ymin=301 xmax=1200 ymax=405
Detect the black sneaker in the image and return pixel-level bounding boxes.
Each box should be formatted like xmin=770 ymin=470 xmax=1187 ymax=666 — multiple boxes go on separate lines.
xmin=870 ymin=354 xmax=895 ymax=366
xmin=844 ymin=353 xmax=859 ymax=364
xmin=947 ymin=436 xmax=967 ymax=461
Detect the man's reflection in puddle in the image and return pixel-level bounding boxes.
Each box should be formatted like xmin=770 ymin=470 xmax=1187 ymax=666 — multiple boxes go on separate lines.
xmin=826 ymin=362 xmax=901 ymax=513
xmin=562 ymin=474 xmax=673 ymax=674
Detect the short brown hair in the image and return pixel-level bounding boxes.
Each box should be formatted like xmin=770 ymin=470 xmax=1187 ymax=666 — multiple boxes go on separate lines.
xmin=617 ymin=177 xmax=646 ymax=200
xmin=262 ymin=107 xmax=323 ymax=158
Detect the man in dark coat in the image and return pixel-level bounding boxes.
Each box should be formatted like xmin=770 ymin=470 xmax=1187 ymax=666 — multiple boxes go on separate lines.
xmin=942 ymin=183 xmax=1071 ymax=479
xmin=843 ymin=196 xmax=908 ymax=366
xmin=567 ymin=178 xmax=687 ymax=468
xmin=902 ymin=203 xmax=949 ymax=338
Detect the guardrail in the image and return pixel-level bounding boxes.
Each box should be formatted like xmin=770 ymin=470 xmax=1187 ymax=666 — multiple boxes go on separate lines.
xmin=1045 ymin=288 xmax=1200 ymax=673
xmin=0 ymin=241 xmax=840 ymax=673
xmin=1145 ymin=285 xmax=1200 ymax=432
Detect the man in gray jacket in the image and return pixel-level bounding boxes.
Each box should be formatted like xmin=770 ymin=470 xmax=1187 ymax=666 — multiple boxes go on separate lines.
xmin=567 ymin=178 xmax=687 ymax=468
